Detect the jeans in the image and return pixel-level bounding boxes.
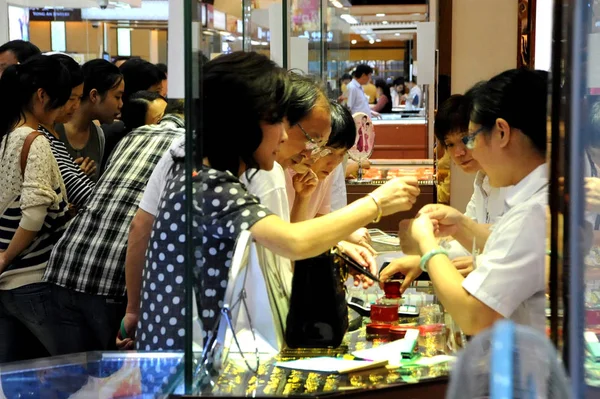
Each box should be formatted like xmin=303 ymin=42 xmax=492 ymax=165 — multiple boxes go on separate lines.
xmin=0 ymin=283 xmax=53 ymax=363
xmin=46 ymin=284 xmax=127 ymax=355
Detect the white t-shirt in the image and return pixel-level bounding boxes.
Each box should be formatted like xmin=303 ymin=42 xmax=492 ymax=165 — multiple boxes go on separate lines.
xmin=346 ymin=79 xmax=372 ymax=116
xmin=240 ymin=163 xmax=290 ymax=223
xmin=139 ymin=137 xmax=184 ymax=216
xmin=241 ymin=163 xmax=293 ymax=296
xmin=330 ymin=163 xmax=348 ymax=212
xmin=446 ymin=171 xmax=507 ymax=258
xmin=462 ymin=163 xmax=548 ymax=333
xmin=405 ymin=85 xmax=423 ymax=110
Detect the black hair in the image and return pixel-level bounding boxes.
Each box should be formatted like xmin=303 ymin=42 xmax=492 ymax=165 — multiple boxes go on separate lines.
xmin=156 ymin=63 xmax=168 ymax=75
xmin=471 ymin=68 xmax=548 ymax=155
xmin=119 ymin=58 xmax=164 ymax=101
xmin=286 ymin=72 xmax=328 ymax=126
xmin=328 ymin=101 xmax=356 ymax=150
xmin=165 ymin=98 xmax=184 ymax=116
xmin=341 ymin=73 xmax=352 ymax=81
xmin=0 ymin=40 xmax=41 ymax=63
xmin=393 ymin=77 xmax=405 ymax=87
xmin=434 ymin=95 xmax=471 ymax=145
xmin=0 ymin=55 xmax=70 ymax=140
xmin=121 ymin=90 xmax=166 ymax=133
xmin=375 ymin=79 xmax=392 ymax=112
xmin=81 ymin=59 xmax=123 ymax=103
xmin=353 ymin=64 xmax=373 ymax=79
xmin=49 ymin=54 xmax=83 ymax=88
xmin=199 ymin=52 xmax=291 ymax=176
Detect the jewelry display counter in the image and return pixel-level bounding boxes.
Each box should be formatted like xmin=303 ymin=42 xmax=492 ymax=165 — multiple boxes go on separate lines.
xmin=346 ymin=159 xmax=435 ymax=233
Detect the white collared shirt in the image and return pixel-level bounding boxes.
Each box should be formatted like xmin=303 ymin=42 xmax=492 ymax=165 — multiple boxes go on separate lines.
xmin=346 ymin=79 xmax=372 ymax=116
xmin=462 ymin=163 xmax=548 ymax=333
xmin=446 ymin=171 xmax=507 ymax=258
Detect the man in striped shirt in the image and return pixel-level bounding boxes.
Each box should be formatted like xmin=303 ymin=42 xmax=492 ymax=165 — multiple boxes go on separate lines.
xmin=42 ymin=105 xmax=184 ymax=354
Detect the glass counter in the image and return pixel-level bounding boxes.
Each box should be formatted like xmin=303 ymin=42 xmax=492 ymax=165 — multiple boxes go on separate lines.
xmin=0 ymin=352 xmax=184 ymax=398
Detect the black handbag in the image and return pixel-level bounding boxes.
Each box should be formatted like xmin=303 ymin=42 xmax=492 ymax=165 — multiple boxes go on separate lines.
xmin=285 ymin=248 xmax=351 ymax=349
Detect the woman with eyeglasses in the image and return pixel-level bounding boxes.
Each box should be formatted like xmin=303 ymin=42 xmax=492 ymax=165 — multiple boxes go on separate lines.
xmin=396 ymin=68 xmax=549 ymax=336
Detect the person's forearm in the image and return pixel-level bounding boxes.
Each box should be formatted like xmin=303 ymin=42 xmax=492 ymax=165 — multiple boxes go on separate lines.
xmin=125 ymin=210 xmax=154 ymax=314
xmin=452 ymin=216 xmax=492 ymax=253
xmin=419 ymin=237 xmax=502 ymax=335
xmin=253 ymin=196 xmax=378 ymax=260
xmin=290 ymin=195 xmax=311 ymax=223
xmin=2 ymin=227 xmax=38 ymax=265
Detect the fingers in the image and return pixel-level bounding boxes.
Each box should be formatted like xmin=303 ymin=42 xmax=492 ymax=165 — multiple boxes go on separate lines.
xmin=86 ymin=165 xmax=97 ymax=176
xmin=400 ymin=275 xmax=414 ymax=294
xmin=74 ymin=157 xmax=84 ymax=165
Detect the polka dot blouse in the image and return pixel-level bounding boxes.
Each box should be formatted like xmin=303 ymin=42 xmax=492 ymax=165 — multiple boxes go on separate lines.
xmin=137 ymin=163 xmax=273 ymax=351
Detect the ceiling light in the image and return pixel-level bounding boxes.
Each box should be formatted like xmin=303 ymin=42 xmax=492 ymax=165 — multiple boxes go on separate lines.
xmin=340 ymin=14 xmax=358 ymax=24
xmin=376 ymin=13 xmax=386 ymax=17
xmin=369 ymin=39 xmax=375 ymax=44
xmin=395 ymin=33 xmax=401 ymax=36
xmin=382 ymin=21 xmax=388 ymax=24
xmin=360 ymin=30 xmax=367 ymax=34
xmin=330 ymin=0 xmax=343 ymax=8
xmin=376 ymin=39 xmax=382 ymax=42
xmin=351 ymin=39 xmax=357 ymax=44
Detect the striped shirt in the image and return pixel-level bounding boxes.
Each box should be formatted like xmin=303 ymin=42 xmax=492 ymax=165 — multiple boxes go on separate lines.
xmin=44 ymin=115 xmax=185 ymax=297
xmin=39 ymin=126 xmax=95 ymax=208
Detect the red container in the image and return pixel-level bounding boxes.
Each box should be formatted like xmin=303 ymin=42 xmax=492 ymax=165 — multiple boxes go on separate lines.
xmin=370 ymin=303 xmax=400 ymax=324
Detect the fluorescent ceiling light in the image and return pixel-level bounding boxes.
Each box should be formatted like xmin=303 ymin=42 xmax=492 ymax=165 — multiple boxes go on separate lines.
xmin=351 ymin=39 xmax=357 ymax=44
xmin=360 ymin=29 xmax=367 ymax=34
xmin=330 ymin=0 xmax=343 ymax=8
xmin=369 ymin=39 xmax=375 ymax=44
xmin=376 ymin=39 xmax=382 ymax=42
xmin=376 ymin=13 xmax=385 ymax=17
xmin=340 ymin=14 xmax=358 ymax=24
xmin=395 ymin=33 xmax=401 ymax=36
xmin=382 ymin=21 xmax=388 ymax=24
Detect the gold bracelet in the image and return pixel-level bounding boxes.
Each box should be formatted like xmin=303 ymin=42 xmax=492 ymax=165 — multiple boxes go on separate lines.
xmin=367 ymin=193 xmax=383 ymax=223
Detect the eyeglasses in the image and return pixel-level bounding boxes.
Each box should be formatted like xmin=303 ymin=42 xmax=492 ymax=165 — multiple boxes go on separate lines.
xmin=461 ymin=126 xmax=485 ymax=150
xmin=297 ymin=123 xmax=331 ymax=159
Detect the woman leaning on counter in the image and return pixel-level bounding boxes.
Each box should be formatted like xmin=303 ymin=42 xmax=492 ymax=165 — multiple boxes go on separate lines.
xmin=395 ymin=68 xmax=549 ymax=336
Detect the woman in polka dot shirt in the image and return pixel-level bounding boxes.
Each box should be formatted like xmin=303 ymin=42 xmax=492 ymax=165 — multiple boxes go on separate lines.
xmin=130 ymin=52 xmax=420 ymax=353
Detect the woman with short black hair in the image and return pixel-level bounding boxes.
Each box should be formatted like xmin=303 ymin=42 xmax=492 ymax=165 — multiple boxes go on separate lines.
xmin=371 ymin=79 xmax=392 ymax=113
xmin=399 ymin=68 xmax=549 ymax=336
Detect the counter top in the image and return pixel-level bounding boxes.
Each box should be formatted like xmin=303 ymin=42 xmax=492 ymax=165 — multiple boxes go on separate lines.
xmin=373 ymin=119 xmax=427 ymax=126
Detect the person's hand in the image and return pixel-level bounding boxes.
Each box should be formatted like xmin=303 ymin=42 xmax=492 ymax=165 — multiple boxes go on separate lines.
xmin=346 ymin=228 xmax=376 ymax=255
xmin=409 ymin=213 xmax=437 ymax=243
xmin=585 ymin=177 xmax=600 ymax=213
xmin=292 ymin=169 xmax=318 ymax=199
xmin=346 ymin=160 xmax=371 ymax=179
xmin=379 ymin=255 xmax=422 ymax=294
xmin=337 ymin=241 xmax=377 ymax=289
xmin=419 ymin=204 xmax=463 ymax=237
xmin=75 ymin=157 xmax=96 ymax=177
xmin=371 ymin=111 xmax=382 ymax=119
xmin=116 ymin=312 xmax=138 ymax=350
xmin=452 ymin=256 xmax=474 ymax=277
xmin=371 ymin=176 xmax=420 ymax=215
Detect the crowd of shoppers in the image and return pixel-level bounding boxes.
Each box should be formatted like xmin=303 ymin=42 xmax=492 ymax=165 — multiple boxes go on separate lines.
xmin=0 ymin=38 xmax=552 ymax=364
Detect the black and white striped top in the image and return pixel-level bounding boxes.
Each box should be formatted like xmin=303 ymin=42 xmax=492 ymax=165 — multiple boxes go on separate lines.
xmin=39 ymin=126 xmax=95 ymax=208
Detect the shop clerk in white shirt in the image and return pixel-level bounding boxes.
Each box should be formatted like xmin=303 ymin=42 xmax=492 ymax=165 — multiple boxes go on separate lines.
xmin=400 ymin=68 xmax=549 ymax=335
xmin=381 ymin=89 xmax=506 ymax=285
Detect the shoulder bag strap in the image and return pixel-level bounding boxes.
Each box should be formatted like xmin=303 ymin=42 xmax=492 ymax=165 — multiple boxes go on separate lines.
xmin=20 ymin=131 xmax=43 ymax=179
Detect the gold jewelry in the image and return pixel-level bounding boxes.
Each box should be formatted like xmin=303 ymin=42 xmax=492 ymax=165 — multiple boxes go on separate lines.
xmin=367 ymin=193 xmax=382 ymax=223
